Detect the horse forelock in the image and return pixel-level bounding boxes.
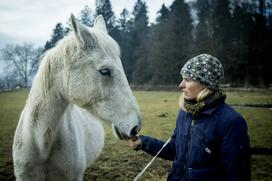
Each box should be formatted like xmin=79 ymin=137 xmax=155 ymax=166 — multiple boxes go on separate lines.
xmin=90 ymin=29 xmax=121 ymax=59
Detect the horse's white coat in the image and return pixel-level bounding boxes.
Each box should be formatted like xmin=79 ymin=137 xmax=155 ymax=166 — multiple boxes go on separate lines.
xmin=12 ymin=15 xmax=141 ymax=180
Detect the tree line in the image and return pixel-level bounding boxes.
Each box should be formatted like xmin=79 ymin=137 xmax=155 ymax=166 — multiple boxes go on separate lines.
xmin=1 ymin=0 xmax=272 ymax=89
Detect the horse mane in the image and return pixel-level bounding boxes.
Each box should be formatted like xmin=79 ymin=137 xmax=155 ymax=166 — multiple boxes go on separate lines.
xmin=32 ymin=28 xmax=120 ymax=99
xmin=30 ymin=34 xmax=79 ymax=100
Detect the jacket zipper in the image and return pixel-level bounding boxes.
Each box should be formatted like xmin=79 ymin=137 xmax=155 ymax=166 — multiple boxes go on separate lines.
xmin=182 ymin=116 xmax=196 ymax=180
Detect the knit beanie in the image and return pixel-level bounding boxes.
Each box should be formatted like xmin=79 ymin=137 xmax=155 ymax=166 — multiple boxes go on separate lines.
xmin=180 ymin=54 xmax=224 ymax=90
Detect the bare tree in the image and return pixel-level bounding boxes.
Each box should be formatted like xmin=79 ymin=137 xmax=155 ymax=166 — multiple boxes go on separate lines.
xmin=1 ymin=43 xmax=42 ymax=87
xmin=79 ymin=5 xmax=95 ymax=27
xmin=0 ymin=75 xmax=5 ymax=89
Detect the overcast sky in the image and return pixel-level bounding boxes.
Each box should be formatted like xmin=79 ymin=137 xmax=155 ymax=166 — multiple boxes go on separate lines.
xmin=0 ymin=0 xmax=175 ymax=49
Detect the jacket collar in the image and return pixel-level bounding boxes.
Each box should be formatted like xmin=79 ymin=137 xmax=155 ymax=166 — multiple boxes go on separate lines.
xmin=200 ymin=99 xmax=224 ymax=115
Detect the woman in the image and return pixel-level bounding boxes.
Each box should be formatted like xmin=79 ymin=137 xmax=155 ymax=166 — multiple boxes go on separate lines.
xmin=128 ymin=54 xmax=251 ymax=181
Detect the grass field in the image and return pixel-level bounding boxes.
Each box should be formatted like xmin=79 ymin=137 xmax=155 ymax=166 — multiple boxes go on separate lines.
xmin=0 ymin=89 xmax=272 ymax=180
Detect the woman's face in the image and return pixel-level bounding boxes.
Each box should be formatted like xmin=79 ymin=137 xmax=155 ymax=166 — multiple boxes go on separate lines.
xmin=179 ymin=75 xmax=205 ymax=100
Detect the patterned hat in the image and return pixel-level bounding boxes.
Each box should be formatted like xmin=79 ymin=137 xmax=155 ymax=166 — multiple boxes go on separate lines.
xmin=180 ymin=54 xmax=224 ymax=90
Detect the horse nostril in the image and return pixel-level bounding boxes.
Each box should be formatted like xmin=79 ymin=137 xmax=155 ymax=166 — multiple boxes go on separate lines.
xmin=130 ymin=126 xmax=139 ymax=136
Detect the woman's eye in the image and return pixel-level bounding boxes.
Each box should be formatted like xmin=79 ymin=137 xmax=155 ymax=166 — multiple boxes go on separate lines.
xmin=99 ymin=68 xmax=111 ymax=76
xmin=183 ymin=78 xmax=191 ymax=82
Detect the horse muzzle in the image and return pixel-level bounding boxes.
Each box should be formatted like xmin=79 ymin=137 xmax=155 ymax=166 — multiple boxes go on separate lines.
xmin=114 ymin=125 xmax=141 ymax=140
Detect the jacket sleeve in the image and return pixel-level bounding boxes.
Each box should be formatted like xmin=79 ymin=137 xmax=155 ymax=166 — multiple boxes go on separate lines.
xmin=220 ymin=116 xmax=251 ymax=181
xmin=138 ymin=128 xmax=177 ymax=161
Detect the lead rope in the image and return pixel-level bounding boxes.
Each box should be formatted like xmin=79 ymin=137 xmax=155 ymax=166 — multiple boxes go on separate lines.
xmin=133 ymin=137 xmax=172 ymax=181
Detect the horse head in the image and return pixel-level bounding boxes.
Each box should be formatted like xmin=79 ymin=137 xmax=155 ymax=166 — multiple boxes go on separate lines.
xmin=62 ymin=14 xmax=141 ymax=139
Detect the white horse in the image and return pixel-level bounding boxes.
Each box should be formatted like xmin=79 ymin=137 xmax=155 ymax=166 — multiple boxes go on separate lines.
xmin=12 ymin=14 xmax=141 ymax=181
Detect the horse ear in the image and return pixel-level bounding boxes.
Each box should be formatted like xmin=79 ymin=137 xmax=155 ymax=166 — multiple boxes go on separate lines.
xmin=94 ymin=15 xmax=108 ymax=33
xmin=71 ymin=14 xmax=84 ymax=45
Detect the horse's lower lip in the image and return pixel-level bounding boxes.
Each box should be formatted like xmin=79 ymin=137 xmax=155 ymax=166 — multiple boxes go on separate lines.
xmin=114 ymin=127 xmax=128 ymax=140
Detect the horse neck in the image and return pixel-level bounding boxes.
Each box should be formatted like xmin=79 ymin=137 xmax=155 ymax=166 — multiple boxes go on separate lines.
xmin=27 ymin=85 xmax=68 ymax=129
xmin=24 ymin=60 xmax=68 ymax=157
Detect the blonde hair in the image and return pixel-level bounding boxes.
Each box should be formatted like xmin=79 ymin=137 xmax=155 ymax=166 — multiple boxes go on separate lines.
xmin=179 ymin=88 xmax=213 ymax=109
xmin=196 ymin=88 xmax=213 ymax=102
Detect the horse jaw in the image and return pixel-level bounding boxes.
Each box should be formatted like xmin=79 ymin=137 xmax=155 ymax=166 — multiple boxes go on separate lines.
xmin=83 ymin=104 xmax=141 ymax=140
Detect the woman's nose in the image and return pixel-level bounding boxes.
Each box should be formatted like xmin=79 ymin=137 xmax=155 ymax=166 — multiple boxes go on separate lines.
xmin=179 ymin=81 xmax=184 ymax=88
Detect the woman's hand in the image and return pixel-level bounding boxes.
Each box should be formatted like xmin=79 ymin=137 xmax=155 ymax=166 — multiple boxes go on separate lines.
xmin=127 ymin=136 xmax=142 ymax=149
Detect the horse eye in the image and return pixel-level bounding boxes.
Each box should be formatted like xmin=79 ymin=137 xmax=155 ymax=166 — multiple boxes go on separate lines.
xmin=99 ymin=68 xmax=111 ymax=76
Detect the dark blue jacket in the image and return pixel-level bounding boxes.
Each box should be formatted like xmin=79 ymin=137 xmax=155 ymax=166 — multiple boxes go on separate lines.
xmin=139 ymin=100 xmax=251 ymax=181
